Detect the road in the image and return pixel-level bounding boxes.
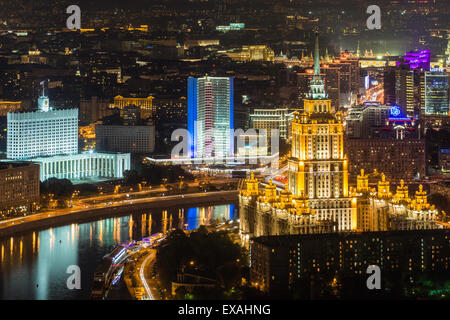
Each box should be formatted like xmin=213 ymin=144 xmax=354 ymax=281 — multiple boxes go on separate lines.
xmin=139 ymin=250 xmax=156 ymax=300
xmin=0 ymin=190 xmax=238 ymax=231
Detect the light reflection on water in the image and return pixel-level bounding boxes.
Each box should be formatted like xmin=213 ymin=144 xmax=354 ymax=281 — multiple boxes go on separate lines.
xmin=0 ymin=204 xmax=235 ymax=300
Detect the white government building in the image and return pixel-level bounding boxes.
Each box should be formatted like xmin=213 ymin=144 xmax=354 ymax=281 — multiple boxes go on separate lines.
xmin=6 ymin=89 xmax=130 ymax=181
xmin=32 ymin=152 xmax=130 ymax=181
xmin=7 ymin=108 xmax=78 ymax=160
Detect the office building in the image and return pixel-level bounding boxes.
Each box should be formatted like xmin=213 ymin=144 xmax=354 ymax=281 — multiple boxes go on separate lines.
xmin=7 ymin=90 xmax=131 ymax=182
xmin=420 ymin=71 xmax=449 ymax=115
xmin=96 ymin=124 xmax=155 ymax=154
xmin=249 ymin=108 xmax=294 ymax=140
xmin=395 ymin=68 xmax=416 ymax=115
xmin=401 ymin=50 xmax=431 ymax=71
xmin=383 ymin=68 xmax=396 ymax=106
xmin=346 ymin=102 xmax=419 ymax=140
xmin=7 ymin=108 xmax=78 ymax=160
xmin=79 ymin=97 xmax=113 ymax=124
xmin=0 ymin=161 xmax=40 ymax=218
xmin=240 ymin=33 xmax=356 ymax=235
xmin=110 ymin=95 xmax=154 ymax=119
xmin=249 ymin=229 xmax=450 ymax=294
xmin=225 ymin=45 xmax=275 ymax=62
xmin=152 ymin=97 xmax=186 ymax=124
xmin=187 ymin=76 xmax=234 ymax=158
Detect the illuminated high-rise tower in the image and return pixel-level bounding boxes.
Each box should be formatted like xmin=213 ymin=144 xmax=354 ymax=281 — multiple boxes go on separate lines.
xmin=187 ymin=76 xmax=234 ymax=159
xmin=420 ymin=71 xmax=449 ymax=115
xmin=288 ymin=32 xmax=356 ymax=230
xmin=446 ymin=39 xmax=450 ymax=67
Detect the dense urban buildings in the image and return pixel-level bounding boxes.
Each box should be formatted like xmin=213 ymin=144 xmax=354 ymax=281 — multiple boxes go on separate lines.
xmin=0 ymin=0 xmax=448 ymax=303
xmin=345 ymin=139 xmax=426 ymax=181
xmin=110 ymin=95 xmax=154 ymax=119
xmin=0 ymin=101 xmax=22 ymax=116
xmin=345 ymin=102 xmax=426 ymax=180
xmin=32 ymin=152 xmax=130 ymax=181
xmin=250 ymin=229 xmax=450 ymax=295
xmin=239 ymin=34 xmax=445 ymax=239
xmin=240 ymin=33 xmax=356 ymax=235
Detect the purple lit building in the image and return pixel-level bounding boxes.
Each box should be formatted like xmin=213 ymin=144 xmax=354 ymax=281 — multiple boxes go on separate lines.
xmin=397 ymin=50 xmax=430 ymax=71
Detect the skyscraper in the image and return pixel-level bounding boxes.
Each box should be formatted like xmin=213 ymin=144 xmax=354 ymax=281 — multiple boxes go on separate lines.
xmin=395 ymin=67 xmax=416 ymax=116
xmin=187 ymin=76 xmax=234 ymax=159
xmin=420 ymin=71 xmax=449 ymax=115
xmin=288 ymin=32 xmax=355 ymax=230
xmin=384 ymin=66 xmax=416 ymax=116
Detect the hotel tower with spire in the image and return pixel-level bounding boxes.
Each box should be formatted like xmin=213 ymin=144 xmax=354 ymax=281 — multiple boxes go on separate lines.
xmin=288 ymin=31 xmax=355 ymax=231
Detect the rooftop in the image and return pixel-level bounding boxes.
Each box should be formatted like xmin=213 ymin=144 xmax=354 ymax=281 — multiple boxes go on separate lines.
xmin=0 ymin=161 xmax=36 ymax=170
xmin=251 ymin=229 xmax=450 ymax=246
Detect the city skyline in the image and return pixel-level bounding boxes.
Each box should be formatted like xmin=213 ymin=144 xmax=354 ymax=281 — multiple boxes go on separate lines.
xmin=0 ymin=0 xmax=448 ymax=306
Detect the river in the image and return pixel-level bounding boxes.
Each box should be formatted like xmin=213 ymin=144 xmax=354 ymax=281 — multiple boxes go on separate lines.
xmin=0 ymin=203 xmax=236 ymax=300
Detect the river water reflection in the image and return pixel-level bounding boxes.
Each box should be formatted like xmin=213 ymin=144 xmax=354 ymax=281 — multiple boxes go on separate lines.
xmin=0 ymin=204 xmax=236 ymax=299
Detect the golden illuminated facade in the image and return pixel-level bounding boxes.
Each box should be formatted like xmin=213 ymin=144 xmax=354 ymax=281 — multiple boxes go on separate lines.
xmin=239 ymin=173 xmax=336 ymax=238
xmin=0 ymin=101 xmax=22 ymax=116
xmin=287 ymin=32 xmax=355 ymax=231
xmin=110 ymin=95 xmax=154 ymax=119
xmin=352 ymin=170 xmax=442 ymax=232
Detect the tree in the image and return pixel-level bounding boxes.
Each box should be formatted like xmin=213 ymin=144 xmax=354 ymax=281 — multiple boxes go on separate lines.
xmin=41 ymin=178 xmax=74 ymax=199
xmin=156 ymin=228 xmax=243 ymax=296
xmin=77 ymin=183 xmax=99 ymax=197
xmin=123 ymin=170 xmax=140 ymax=186
xmin=429 ymin=193 xmax=449 ymax=213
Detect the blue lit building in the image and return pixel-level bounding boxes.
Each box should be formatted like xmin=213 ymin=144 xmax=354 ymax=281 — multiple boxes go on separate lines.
xmin=421 ymin=71 xmax=449 ymax=115
xmin=187 ymin=76 xmax=234 ymax=159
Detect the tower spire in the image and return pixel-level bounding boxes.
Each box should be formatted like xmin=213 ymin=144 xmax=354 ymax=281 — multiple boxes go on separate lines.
xmin=314 ymin=31 xmax=320 ymax=76
xmin=306 ymin=29 xmax=328 ymax=101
